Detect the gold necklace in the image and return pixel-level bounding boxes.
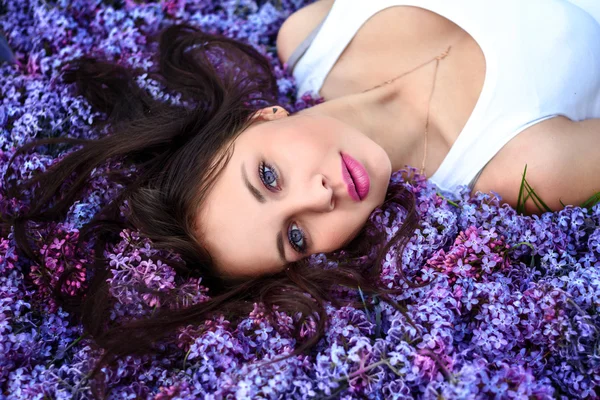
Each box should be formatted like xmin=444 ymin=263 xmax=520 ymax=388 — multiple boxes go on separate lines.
xmin=361 ymin=46 xmax=451 ymax=176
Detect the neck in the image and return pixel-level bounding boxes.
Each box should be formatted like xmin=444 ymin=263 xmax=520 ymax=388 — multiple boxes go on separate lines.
xmin=297 ymin=82 xmax=430 ymax=173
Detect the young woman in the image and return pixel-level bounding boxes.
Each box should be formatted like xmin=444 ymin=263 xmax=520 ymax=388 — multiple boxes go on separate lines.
xmin=201 ymin=0 xmax=600 ymax=277
xmin=4 ymin=0 xmax=600 ymax=378
xmin=199 ymin=0 xmax=600 ymax=275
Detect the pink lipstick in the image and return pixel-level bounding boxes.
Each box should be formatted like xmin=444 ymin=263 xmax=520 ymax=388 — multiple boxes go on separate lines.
xmin=341 ymin=152 xmax=370 ymax=201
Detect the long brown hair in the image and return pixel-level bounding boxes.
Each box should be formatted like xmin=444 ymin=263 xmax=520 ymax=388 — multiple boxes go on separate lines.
xmin=1 ymin=23 xmax=419 ymax=386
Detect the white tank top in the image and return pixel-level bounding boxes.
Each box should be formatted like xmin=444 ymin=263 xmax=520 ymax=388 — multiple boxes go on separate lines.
xmin=288 ymin=0 xmax=600 ymax=191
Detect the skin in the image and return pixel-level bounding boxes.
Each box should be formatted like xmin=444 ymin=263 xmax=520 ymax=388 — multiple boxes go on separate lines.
xmin=195 ymin=4 xmax=455 ymax=278
xmin=196 ymin=71 xmax=437 ymax=278
xmin=197 ymin=74 xmax=600 ymax=278
xmin=197 ymin=4 xmax=600 ymax=278
xmin=196 ymin=102 xmax=396 ymax=278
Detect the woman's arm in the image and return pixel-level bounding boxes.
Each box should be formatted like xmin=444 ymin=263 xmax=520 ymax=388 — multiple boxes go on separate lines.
xmin=472 ymin=117 xmax=600 ymax=214
xmin=276 ymin=0 xmax=334 ymax=66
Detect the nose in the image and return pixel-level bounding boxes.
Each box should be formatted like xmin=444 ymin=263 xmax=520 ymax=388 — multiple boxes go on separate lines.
xmin=289 ymin=174 xmax=335 ymax=214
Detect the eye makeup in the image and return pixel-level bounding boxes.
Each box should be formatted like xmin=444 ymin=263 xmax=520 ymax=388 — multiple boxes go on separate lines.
xmin=257 ymin=160 xmax=309 ymax=254
xmin=288 ymin=223 xmax=307 ymax=254
xmin=258 ymin=161 xmax=280 ymax=191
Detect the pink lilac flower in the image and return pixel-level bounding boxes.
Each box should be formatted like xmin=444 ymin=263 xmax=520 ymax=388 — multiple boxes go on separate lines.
xmin=1 ymin=0 xmax=600 ymax=398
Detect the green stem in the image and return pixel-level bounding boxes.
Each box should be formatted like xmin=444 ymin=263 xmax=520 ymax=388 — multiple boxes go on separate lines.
xmin=66 ymin=333 xmax=87 ymax=352
xmin=357 ymin=285 xmax=370 ymax=320
xmin=46 ymin=333 xmax=88 ymax=368
xmin=419 ymin=349 xmax=453 ymax=382
xmin=382 ymin=359 xmax=403 ymax=377
xmin=581 ymin=191 xmax=600 ymax=209
xmin=333 ymin=359 xmax=388 ymax=383
xmin=436 ymin=193 xmax=459 ymax=207
xmin=503 ymin=241 xmax=535 ymax=267
xmin=182 ymin=347 xmax=192 ymax=371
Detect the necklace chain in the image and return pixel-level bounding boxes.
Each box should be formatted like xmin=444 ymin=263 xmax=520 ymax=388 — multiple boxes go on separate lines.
xmin=362 ymin=46 xmax=451 ymax=176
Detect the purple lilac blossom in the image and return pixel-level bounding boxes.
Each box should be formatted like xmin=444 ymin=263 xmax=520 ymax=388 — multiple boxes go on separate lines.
xmin=1 ymin=0 xmax=600 ymax=398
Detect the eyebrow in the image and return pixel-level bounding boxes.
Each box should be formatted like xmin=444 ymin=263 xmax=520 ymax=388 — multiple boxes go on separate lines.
xmin=242 ymin=163 xmax=266 ymax=204
xmin=241 ymin=162 xmax=288 ymax=263
xmin=276 ymin=231 xmax=287 ymax=264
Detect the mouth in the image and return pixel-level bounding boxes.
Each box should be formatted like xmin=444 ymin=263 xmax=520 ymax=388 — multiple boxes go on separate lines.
xmin=341 ymin=152 xmax=370 ymax=202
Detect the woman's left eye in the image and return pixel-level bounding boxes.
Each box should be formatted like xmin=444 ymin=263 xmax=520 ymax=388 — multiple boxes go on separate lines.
xmin=258 ymin=161 xmax=280 ymax=191
xmin=288 ymin=223 xmax=307 ymax=253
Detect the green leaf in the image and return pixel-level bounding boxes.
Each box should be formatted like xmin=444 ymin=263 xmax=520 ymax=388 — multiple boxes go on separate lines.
xmin=581 ymin=191 xmax=600 ymax=209
xmin=559 ymin=199 xmax=567 ymax=208
xmin=516 ymin=164 xmax=528 ymax=214
xmin=523 ymin=180 xmax=552 ymax=213
xmin=516 ymin=164 xmax=552 ymax=214
xmin=357 ymin=285 xmax=370 ymax=319
xmin=374 ymin=296 xmax=382 ymax=338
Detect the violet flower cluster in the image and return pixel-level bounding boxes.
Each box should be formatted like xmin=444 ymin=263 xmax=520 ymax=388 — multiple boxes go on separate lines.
xmin=1 ymin=0 xmax=599 ymax=398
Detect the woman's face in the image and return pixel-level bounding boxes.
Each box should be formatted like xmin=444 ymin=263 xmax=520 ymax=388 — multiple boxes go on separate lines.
xmin=196 ymin=110 xmax=392 ymax=278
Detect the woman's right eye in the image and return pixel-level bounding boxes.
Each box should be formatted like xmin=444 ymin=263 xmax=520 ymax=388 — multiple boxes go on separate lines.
xmin=258 ymin=161 xmax=280 ymax=191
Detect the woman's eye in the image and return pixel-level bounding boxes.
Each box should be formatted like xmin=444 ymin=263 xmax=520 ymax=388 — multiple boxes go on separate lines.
xmin=257 ymin=161 xmax=308 ymax=254
xmin=288 ymin=223 xmax=307 ymax=253
xmin=258 ymin=161 xmax=280 ymax=191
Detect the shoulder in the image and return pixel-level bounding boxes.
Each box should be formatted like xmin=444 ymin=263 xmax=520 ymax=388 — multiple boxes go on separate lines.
xmin=471 ymin=117 xmax=593 ymax=214
xmin=276 ymin=0 xmax=335 ymax=66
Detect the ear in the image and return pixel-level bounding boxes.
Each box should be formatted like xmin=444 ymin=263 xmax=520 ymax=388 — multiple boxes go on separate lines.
xmin=249 ymin=105 xmax=290 ymax=122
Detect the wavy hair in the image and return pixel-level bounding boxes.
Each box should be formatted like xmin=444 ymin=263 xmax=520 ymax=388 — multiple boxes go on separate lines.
xmin=1 ymin=23 xmax=419 ymax=392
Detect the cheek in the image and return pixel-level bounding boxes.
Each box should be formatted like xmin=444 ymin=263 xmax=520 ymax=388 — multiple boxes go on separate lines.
xmin=314 ymin=209 xmax=370 ymax=252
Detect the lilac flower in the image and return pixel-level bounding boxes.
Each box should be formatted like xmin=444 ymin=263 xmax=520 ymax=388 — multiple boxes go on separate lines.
xmin=2 ymin=0 xmax=600 ymax=398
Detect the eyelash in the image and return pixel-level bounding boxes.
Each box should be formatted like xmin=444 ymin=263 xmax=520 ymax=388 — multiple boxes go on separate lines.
xmin=258 ymin=161 xmax=308 ymax=254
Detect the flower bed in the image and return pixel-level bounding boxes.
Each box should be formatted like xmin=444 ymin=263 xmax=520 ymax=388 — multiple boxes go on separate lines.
xmin=1 ymin=1 xmax=599 ymax=398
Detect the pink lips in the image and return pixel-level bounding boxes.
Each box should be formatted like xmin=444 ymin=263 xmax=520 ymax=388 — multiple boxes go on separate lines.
xmin=341 ymin=152 xmax=370 ymax=202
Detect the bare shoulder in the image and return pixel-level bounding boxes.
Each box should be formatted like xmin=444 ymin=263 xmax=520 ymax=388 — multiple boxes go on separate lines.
xmin=276 ymin=0 xmax=335 ymax=66
xmin=471 ymin=116 xmax=600 ymax=214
